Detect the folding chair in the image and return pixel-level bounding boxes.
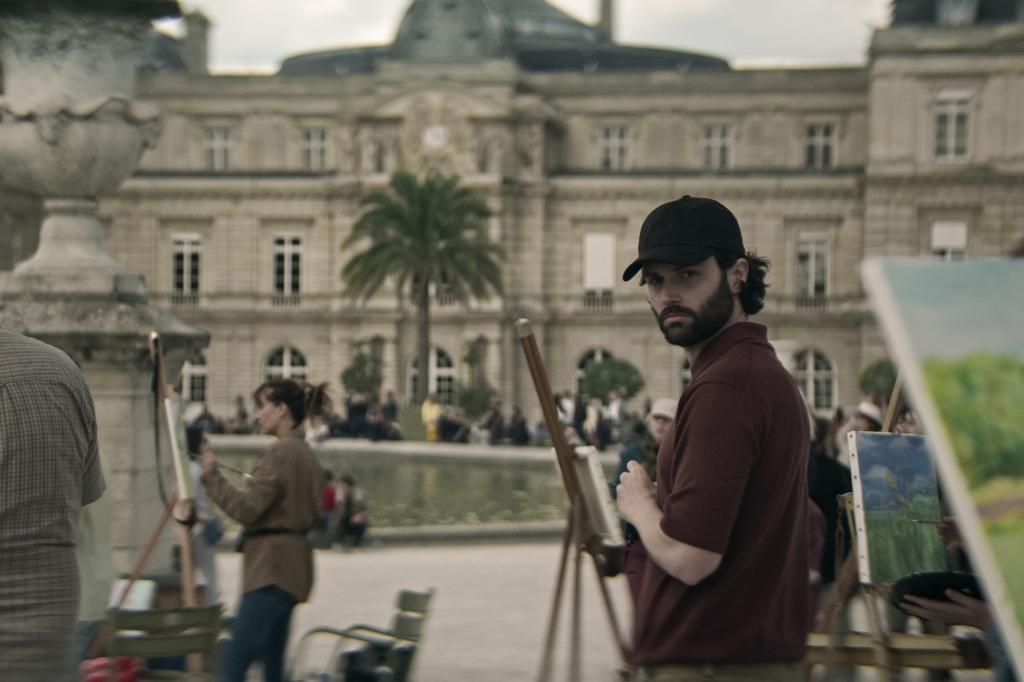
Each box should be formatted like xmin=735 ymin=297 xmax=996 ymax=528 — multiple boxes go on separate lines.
xmin=104 ymin=604 xmax=224 ymax=680
xmin=291 ymin=589 xmax=433 ymax=682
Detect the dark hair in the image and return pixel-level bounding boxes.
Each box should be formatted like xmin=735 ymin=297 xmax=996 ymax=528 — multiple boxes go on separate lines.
xmin=254 ymin=379 xmax=332 ymax=425
xmin=341 ymin=474 xmax=356 ymax=487
xmin=715 ymin=250 xmax=770 ymax=315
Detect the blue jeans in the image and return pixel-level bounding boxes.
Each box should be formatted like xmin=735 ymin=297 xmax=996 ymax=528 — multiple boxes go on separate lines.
xmin=220 ymin=585 xmax=298 ymax=682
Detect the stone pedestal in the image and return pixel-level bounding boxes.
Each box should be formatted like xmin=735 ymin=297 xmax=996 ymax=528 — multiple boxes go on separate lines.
xmin=0 ymin=272 xmax=208 ymax=574
xmin=0 ymin=3 xmax=199 ymax=576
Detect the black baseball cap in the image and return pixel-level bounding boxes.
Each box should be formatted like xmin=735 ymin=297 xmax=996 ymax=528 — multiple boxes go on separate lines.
xmin=622 ymin=196 xmax=745 ymax=281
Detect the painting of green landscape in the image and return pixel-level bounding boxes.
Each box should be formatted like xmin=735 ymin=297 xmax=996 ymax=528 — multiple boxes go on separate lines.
xmin=925 ymin=353 xmax=1024 ymax=620
xmin=864 ymin=258 xmax=1024 ymax=677
xmin=850 ymin=432 xmax=947 ymax=585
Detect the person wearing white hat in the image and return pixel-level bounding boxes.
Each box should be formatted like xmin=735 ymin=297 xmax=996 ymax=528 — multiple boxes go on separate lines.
xmin=854 ymin=401 xmax=884 ymax=432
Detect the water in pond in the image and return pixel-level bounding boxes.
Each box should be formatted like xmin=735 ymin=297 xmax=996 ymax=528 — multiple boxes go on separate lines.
xmin=215 ymin=448 xmax=572 ymax=528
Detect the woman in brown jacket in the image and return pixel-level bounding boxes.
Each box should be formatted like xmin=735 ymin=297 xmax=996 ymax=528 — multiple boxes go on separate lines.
xmin=200 ymin=379 xmax=328 ymax=682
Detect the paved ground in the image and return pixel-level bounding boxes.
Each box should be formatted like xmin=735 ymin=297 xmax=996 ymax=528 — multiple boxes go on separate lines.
xmin=216 ymin=542 xmax=633 ymax=682
xmin=216 ymin=544 xmax=998 ymax=682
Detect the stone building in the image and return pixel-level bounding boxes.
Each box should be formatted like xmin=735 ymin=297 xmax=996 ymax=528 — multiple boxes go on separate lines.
xmin=58 ymin=0 xmax=1024 ymax=420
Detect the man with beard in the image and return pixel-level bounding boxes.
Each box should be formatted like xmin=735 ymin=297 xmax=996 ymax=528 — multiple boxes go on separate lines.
xmin=616 ymin=196 xmax=811 ymax=681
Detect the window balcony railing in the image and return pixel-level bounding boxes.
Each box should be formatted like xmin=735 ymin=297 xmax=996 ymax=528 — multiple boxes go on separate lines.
xmin=796 ymin=295 xmax=828 ymax=312
xmin=583 ymin=290 xmax=614 ymax=312
xmin=171 ymin=293 xmax=199 ymax=307
xmin=435 ymin=285 xmax=458 ymax=307
xmin=272 ymin=294 xmax=302 ymax=307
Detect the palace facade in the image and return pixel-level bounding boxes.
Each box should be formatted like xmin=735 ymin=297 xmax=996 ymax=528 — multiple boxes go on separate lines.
xmin=17 ymin=0 xmax=1024 ymax=420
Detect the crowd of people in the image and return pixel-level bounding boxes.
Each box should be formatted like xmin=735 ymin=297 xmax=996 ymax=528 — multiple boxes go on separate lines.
xmin=187 ymin=389 xmax=404 ymax=443
xmin=415 ymin=389 xmax=653 ymax=450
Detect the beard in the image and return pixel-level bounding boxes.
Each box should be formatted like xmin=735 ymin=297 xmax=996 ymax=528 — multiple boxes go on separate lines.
xmin=653 ymin=270 xmax=735 ymax=348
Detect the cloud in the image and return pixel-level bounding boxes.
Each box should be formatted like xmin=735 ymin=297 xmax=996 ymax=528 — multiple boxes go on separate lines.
xmin=189 ymin=0 xmax=892 ymax=73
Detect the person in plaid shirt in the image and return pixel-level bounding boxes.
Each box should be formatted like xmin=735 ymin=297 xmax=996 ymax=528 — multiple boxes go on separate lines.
xmin=0 ymin=329 xmax=105 ymax=681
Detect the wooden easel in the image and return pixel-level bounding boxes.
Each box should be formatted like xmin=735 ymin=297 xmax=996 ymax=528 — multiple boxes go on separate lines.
xmin=804 ymin=375 xmax=991 ymax=676
xmin=87 ymin=334 xmax=202 ymax=670
xmin=515 ymin=319 xmax=629 ymax=682
xmin=150 ymin=331 xmax=203 ymax=674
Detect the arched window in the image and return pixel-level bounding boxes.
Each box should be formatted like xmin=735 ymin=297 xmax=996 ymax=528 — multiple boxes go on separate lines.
xmin=576 ymin=348 xmax=614 ymax=395
xmin=265 ymin=346 xmax=307 ymax=382
xmin=793 ymin=349 xmax=836 ymax=412
xmin=178 ymin=352 xmax=207 ymax=405
xmin=408 ymin=347 xmax=456 ymax=405
xmin=681 ymin=358 xmax=692 ymax=393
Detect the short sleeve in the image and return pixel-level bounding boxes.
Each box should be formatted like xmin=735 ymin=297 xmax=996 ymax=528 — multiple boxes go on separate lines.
xmin=659 ymin=382 xmax=758 ymax=555
xmin=78 ymin=385 xmax=105 ymax=507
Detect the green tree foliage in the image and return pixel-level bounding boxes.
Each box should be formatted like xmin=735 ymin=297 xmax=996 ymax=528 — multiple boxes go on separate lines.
xmin=341 ymin=171 xmax=504 ymax=403
xmin=925 ymin=353 xmax=1024 ymax=487
xmin=579 ymin=358 xmax=645 ymax=403
xmin=860 ymin=358 xmax=899 ymax=404
xmin=340 ymin=342 xmax=383 ymax=399
xmin=458 ymin=378 xmax=496 ymax=420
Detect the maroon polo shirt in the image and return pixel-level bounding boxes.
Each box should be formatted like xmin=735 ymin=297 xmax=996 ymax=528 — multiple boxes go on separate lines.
xmin=632 ymin=322 xmax=811 ymax=666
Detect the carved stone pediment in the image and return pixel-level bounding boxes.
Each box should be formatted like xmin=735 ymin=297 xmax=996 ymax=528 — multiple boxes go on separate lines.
xmin=366 ymin=89 xmax=507 ymax=175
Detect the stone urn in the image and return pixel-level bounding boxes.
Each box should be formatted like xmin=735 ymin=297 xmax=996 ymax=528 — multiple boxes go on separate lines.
xmin=0 ymin=1 xmax=179 ymax=275
xmin=0 ymin=1 xmax=212 ymax=578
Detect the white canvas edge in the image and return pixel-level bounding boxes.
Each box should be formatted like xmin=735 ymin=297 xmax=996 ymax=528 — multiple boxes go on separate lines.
xmin=163 ymin=398 xmax=194 ymax=501
xmin=847 ymin=431 xmax=873 ymax=585
xmin=573 ymin=445 xmax=625 ymax=546
xmin=863 ymin=257 xmax=1024 ymax=677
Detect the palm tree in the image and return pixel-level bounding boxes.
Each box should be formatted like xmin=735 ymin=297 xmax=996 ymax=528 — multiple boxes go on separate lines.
xmin=341 ymin=170 xmax=504 ymax=404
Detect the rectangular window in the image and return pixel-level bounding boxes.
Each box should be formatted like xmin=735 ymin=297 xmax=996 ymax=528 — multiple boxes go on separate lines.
xmin=583 ymin=232 xmax=615 ymax=310
xmin=187 ymin=374 xmax=207 ymax=403
xmin=931 ymin=220 xmax=967 ymax=261
xmin=806 ymin=124 xmax=835 ymax=169
xmin=204 ymin=128 xmax=231 ymax=171
xmin=935 ymin=95 xmax=970 ymax=160
xmin=796 ymin=233 xmax=829 ymax=298
xmin=171 ymin=234 xmax=201 ymax=300
xmin=301 ymin=128 xmax=328 ymax=171
xmin=273 ymin=236 xmax=302 ymax=296
xmin=599 ymin=126 xmax=630 ymax=171
xmin=583 ymin=233 xmax=616 ymax=291
xmin=702 ymin=125 xmax=732 ymax=171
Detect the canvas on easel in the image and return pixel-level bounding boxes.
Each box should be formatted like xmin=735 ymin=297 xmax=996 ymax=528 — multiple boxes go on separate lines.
xmin=163 ymin=398 xmax=194 ymax=504
xmin=864 ymin=257 xmax=1024 ymax=679
xmin=848 ymin=432 xmax=947 ymax=585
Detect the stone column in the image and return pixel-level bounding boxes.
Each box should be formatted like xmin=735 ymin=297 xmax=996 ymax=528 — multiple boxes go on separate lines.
xmin=0 ymin=2 xmax=207 ymax=575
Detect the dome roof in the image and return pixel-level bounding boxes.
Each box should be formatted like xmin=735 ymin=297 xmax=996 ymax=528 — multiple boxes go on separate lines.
xmin=280 ymin=0 xmax=729 ymax=75
xmin=392 ymin=0 xmax=507 ymax=60
xmin=492 ymin=0 xmax=604 ymax=46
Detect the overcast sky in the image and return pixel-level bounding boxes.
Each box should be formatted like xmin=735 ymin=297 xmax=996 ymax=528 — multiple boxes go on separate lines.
xmin=167 ymin=0 xmax=893 ymax=74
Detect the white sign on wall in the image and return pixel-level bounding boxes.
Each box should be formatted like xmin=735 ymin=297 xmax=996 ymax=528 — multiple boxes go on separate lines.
xmin=583 ymin=233 xmax=616 ymax=291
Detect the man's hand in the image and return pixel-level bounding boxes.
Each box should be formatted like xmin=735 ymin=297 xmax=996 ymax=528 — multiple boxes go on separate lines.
xmin=200 ymin=449 xmax=218 ymax=475
xmin=901 ymin=590 xmax=992 ymax=630
xmin=616 ymin=459 xmax=658 ymax=525
xmin=615 ymin=459 xmax=723 ymax=585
